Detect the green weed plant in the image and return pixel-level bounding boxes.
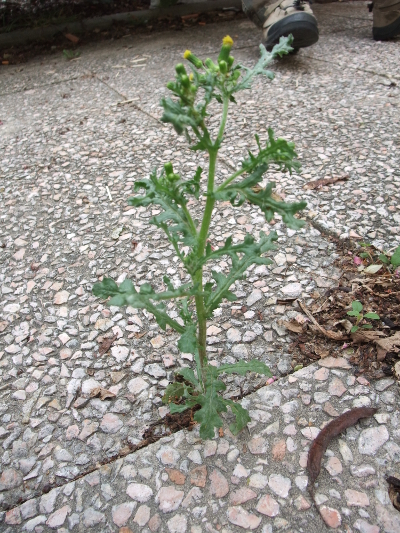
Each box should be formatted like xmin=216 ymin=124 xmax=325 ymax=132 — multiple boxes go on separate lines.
xmin=93 ymin=36 xmax=306 ymax=439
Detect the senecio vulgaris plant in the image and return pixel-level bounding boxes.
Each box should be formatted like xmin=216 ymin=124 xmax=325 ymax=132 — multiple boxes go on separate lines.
xmin=93 ymin=35 xmax=306 ymax=439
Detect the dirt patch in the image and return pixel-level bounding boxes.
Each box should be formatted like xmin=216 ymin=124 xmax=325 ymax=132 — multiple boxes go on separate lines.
xmin=289 ymin=242 xmax=400 ymax=380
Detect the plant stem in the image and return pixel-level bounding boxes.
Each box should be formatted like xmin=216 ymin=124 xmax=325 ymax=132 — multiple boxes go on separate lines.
xmin=194 ymin=95 xmax=230 ymax=387
xmin=216 ymin=166 xmax=247 ymax=192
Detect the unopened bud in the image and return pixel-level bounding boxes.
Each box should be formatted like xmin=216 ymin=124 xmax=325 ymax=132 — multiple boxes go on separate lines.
xmin=164 ymin=162 xmax=173 ymax=175
xmin=218 ymin=60 xmax=227 ymax=74
xmin=175 ymin=63 xmax=187 ymax=76
xmin=227 ymin=55 xmax=234 ymax=68
xmin=205 ymin=58 xmax=218 ymax=71
xmin=180 ymin=74 xmax=190 ymax=88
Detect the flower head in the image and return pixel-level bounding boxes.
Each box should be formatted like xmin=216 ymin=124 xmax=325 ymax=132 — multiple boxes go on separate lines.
xmin=218 ymin=35 xmax=234 ymax=64
xmin=222 ymin=35 xmax=233 ymax=46
xmin=183 ymin=50 xmax=203 ymax=69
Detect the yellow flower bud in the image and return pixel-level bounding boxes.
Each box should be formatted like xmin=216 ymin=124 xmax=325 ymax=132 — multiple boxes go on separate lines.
xmin=222 ymin=35 xmax=234 ymax=46
xmin=218 ymin=35 xmax=234 ymax=63
xmin=183 ymin=50 xmax=203 ymax=69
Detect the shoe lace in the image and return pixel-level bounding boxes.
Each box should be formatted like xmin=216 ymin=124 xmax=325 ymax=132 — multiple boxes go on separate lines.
xmin=292 ymin=0 xmax=307 ymax=11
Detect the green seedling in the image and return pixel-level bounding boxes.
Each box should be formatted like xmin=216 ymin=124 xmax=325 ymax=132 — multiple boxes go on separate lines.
xmin=63 ymin=49 xmax=81 ymax=60
xmin=93 ymin=35 xmax=306 ymax=439
xmin=347 ymin=300 xmax=380 ymax=333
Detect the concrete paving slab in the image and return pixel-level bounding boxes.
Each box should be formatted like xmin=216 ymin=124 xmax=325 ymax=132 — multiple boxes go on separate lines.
xmin=0 ymin=2 xmax=399 ymax=531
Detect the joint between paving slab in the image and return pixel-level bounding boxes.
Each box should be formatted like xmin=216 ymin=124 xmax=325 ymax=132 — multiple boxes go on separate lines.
xmin=303 ymin=52 xmax=400 ymax=82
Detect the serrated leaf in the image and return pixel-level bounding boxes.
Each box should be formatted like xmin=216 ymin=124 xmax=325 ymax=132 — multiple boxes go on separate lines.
xmin=193 ymin=373 xmax=227 ymax=439
xmin=178 ymin=324 xmax=197 ymax=354
xmin=212 ymin=131 xmax=305 ymax=230
xmin=161 ymin=97 xmax=199 ymax=135
xmin=364 ymin=264 xmax=383 ymax=274
xmin=351 ymin=325 xmax=359 ymax=333
xmin=233 ymin=37 xmax=293 ymax=93
xmin=391 ymin=246 xmax=400 ymax=268
xmin=215 ymin=360 xmax=272 ymax=377
xmin=169 ymin=400 xmax=198 ymax=414
xmin=176 ymin=368 xmax=199 ymax=388
xmin=364 ymin=312 xmax=380 ymax=320
xmin=162 ymin=382 xmax=186 ymax=404
xmin=225 ymin=399 xmax=251 ymax=435
xmin=128 ymin=169 xmax=198 ymax=261
xmin=93 ymin=277 xmax=118 ymax=299
xmin=351 ymin=301 xmax=363 ymax=313
xmin=203 ymin=232 xmax=277 ymax=316
xmin=93 ymin=277 xmax=200 ymax=334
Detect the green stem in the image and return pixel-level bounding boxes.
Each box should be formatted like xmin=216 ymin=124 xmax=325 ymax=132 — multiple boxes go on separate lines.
xmin=181 ymin=203 xmax=197 ymax=236
xmin=217 ymin=95 xmax=229 ymax=144
xmin=194 ymin=95 xmax=230 ymax=387
xmin=216 ymin=166 xmax=247 ymax=192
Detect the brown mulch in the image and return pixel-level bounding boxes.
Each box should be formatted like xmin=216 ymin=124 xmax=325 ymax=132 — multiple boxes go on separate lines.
xmin=288 ymin=246 xmax=400 ymax=381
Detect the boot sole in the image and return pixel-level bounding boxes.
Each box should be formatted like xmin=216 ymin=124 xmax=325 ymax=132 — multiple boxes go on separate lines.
xmin=265 ymin=13 xmax=319 ymax=50
xmin=373 ymin=15 xmax=400 ymax=40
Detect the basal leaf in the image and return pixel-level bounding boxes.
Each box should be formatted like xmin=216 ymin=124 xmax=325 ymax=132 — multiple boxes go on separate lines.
xmin=162 ymin=382 xmax=186 ymax=404
xmin=169 ymin=399 xmax=198 ymax=414
xmin=176 ymin=368 xmax=199 ymax=388
xmin=178 ymin=324 xmax=197 ymax=354
xmin=193 ymin=373 xmax=227 ymax=439
xmin=224 ymin=399 xmax=251 ymax=435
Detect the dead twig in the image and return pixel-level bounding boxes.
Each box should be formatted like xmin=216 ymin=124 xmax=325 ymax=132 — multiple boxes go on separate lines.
xmin=298 ymin=300 xmax=347 ymax=341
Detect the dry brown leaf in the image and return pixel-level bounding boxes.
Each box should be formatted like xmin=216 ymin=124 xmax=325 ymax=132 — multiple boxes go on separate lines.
xmin=333 ymin=319 xmax=353 ymax=334
xmin=351 ymin=330 xmax=385 ymax=344
xmin=90 ymin=387 xmax=116 ymax=400
xmin=314 ymin=346 xmax=330 ymax=359
xmin=377 ymin=347 xmax=387 ymax=362
xmin=307 ymin=407 xmax=377 ymax=493
xmin=281 ymin=320 xmax=304 ymax=334
xmin=98 ymin=334 xmax=117 ymax=356
xmin=303 ymin=175 xmax=349 ymax=190
xmin=375 ymin=331 xmax=400 ymax=353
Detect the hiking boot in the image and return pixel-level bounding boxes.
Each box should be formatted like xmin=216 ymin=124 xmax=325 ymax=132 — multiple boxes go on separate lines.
xmin=263 ymin=0 xmax=319 ymax=50
xmin=372 ymin=0 xmax=400 ymax=40
xmin=242 ymin=0 xmax=319 ymax=49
